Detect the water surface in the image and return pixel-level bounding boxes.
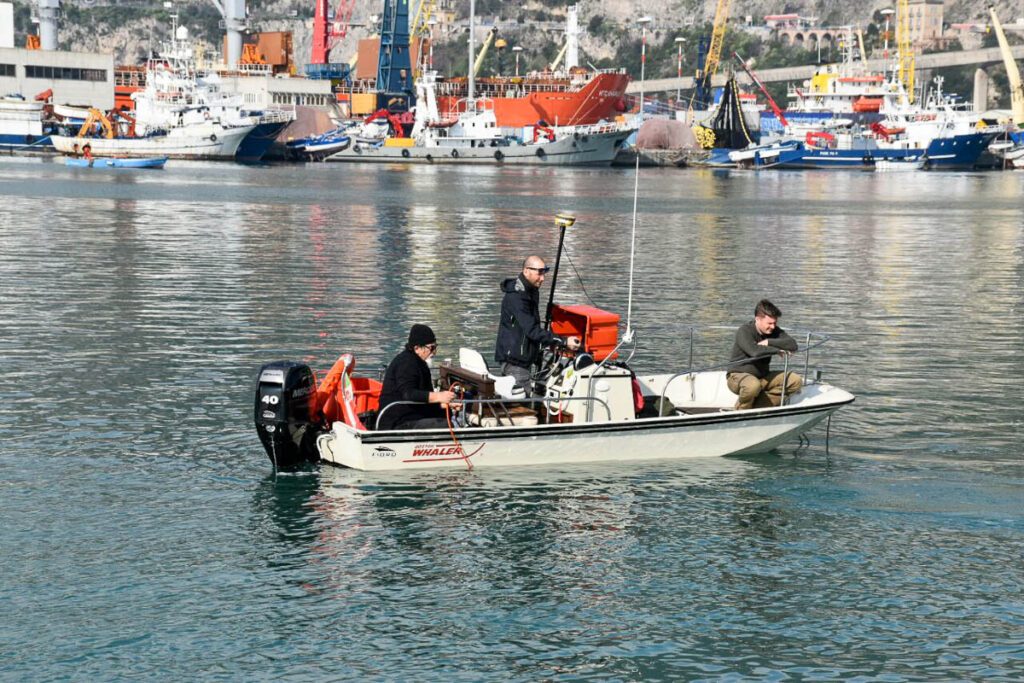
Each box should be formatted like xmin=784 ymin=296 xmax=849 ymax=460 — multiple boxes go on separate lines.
xmin=1 ymin=158 xmax=1022 ymax=679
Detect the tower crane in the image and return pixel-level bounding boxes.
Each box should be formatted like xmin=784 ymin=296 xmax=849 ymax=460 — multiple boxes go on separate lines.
xmin=693 ymin=0 xmax=731 ymax=109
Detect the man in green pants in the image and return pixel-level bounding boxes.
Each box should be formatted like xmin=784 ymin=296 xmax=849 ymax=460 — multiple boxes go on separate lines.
xmin=726 ymin=299 xmax=803 ymax=410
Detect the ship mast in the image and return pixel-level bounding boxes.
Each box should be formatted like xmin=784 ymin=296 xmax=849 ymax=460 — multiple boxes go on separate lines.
xmin=467 ymin=0 xmax=476 ymax=101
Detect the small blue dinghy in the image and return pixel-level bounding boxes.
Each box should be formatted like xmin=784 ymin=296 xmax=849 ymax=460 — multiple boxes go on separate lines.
xmin=65 ymin=156 xmax=168 ymax=169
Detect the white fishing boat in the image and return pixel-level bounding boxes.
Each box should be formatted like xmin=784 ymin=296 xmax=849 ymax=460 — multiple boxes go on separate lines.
xmin=325 ymin=72 xmax=631 ymax=166
xmin=50 ymin=120 xmax=254 ymax=159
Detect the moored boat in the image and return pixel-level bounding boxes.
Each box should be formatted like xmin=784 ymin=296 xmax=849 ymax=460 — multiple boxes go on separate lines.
xmin=435 ymin=69 xmax=630 ymax=129
xmin=50 ymin=120 xmax=254 ymax=159
xmin=0 ymin=95 xmax=55 ymax=152
xmin=65 ymin=156 xmax=167 ymax=168
xmin=325 ymin=73 xmax=633 ymax=166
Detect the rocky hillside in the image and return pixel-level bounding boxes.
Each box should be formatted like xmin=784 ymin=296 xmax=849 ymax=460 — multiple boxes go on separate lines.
xmin=9 ymin=0 xmax=1023 ymax=72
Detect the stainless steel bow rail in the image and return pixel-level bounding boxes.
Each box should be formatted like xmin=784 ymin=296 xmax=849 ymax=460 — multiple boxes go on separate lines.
xmin=656 ymin=326 xmax=833 ymax=413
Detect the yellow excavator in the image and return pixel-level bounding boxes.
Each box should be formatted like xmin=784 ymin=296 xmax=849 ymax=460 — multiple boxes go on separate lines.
xmin=77 ymin=108 xmax=115 ymax=139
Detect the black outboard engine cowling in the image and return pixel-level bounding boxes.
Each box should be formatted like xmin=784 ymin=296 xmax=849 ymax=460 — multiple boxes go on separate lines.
xmin=254 ymin=361 xmax=323 ymax=469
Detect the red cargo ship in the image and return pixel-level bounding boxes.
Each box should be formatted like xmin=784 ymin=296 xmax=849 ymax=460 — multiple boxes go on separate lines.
xmin=434 ymin=68 xmax=630 ymax=128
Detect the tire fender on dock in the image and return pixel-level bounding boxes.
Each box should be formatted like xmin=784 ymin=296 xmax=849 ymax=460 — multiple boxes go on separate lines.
xmin=494 ymin=150 xmax=504 ymax=162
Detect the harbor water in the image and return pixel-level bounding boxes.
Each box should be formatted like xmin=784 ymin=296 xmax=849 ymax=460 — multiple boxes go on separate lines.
xmin=1 ymin=158 xmax=1022 ymax=679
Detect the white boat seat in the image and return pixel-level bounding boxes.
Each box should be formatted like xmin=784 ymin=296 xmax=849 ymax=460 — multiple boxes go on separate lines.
xmin=458 ymin=347 xmax=525 ymax=400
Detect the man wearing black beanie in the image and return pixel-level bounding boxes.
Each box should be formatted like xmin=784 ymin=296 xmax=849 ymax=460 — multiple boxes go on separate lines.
xmin=377 ymin=324 xmax=459 ymax=430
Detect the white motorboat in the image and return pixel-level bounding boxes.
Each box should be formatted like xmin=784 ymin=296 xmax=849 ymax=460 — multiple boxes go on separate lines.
xmin=254 ymin=215 xmax=854 ymax=472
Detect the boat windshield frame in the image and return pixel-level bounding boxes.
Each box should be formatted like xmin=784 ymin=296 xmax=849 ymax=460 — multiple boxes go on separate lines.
xmin=373 ymin=395 xmax=612 ymax=432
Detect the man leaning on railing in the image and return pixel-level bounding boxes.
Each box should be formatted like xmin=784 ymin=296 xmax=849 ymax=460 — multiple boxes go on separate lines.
xmin=726 ymin=299 xmax=803 ymax=410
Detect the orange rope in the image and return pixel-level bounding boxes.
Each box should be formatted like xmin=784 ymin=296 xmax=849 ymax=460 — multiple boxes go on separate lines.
xmin=444 ymin=386 xmax=472 ymax=471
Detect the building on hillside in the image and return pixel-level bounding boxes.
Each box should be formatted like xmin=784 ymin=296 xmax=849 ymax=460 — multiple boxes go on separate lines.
xmin=908 ymin=0 xmax=947 ymax=49
xmin=764 ymin=14 xmax=818 ymax=30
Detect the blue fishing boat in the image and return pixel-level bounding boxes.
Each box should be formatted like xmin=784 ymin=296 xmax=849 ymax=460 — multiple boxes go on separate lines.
xmin=65 ymin=156 xmax=168 ymax=169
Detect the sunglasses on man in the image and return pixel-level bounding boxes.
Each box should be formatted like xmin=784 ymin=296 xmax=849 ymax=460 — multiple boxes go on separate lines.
xmin=527 ymin=266 xmax=551 ymax=274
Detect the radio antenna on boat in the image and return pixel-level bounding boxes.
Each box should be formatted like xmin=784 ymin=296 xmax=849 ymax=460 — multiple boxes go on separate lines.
xmin=625 ymin=16 xmax=652 ymax=343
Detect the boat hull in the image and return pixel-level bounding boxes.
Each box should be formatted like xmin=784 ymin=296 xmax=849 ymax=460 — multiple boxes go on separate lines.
xmin=317 ymin=384 xmax=854 ymax=471
xmin=235 ymin=119 xmax=291 ymax=162
xmin=66 ymin=156 xmax=167 ymax=168
xmin=324 ymin=128 xmax=629 ymax=166
xmin=50 ymin=123 xmax=254 ymax=160
xmin=436 ymin=72 xmax=630 ymax=128
xmin=1 ymin=99 xmax=54 ymax=152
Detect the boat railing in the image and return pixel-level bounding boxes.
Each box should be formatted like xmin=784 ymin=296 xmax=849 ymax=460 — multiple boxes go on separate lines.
xmin=374 ymin=395 xmax=612 ymax=431
xmin=656 ymin=326 xmax=832 ymax=410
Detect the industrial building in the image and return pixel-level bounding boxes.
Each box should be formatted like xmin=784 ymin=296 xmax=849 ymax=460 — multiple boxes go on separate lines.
xmin=0 ymin=46 xmax=114 ymax=108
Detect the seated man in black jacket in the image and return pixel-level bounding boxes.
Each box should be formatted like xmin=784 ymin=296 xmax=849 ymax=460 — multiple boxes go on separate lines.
xmin=727 ymin=299 xmax=803 ymax=410
xmin=377 ymin=324 xmax=459 ymax=430
xmin=494 ymin=255 xmax=580 ymax=397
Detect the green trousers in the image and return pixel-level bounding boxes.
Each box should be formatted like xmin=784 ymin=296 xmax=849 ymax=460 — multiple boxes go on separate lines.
xmin=727 ymin=371 xmax=803 ymax=411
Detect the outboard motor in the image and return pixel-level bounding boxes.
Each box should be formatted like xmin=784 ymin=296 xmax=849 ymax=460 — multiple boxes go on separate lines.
xmin=254 ymin=361 xmax=323 ymax=469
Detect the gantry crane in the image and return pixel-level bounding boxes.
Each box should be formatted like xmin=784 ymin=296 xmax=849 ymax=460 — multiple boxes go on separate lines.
xmin=376 ymin=0 xmax=414 ymax=110
xmin=693 ymin=0 xmax=731 ymax=109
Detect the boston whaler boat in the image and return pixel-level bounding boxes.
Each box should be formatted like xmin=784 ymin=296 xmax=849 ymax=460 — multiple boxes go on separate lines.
xmin=253 ymin=212 xmax=854 ymax=472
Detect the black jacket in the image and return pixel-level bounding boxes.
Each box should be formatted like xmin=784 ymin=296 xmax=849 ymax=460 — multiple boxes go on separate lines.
xmin=494 ymin=274 xmax=560 ymax=367
xmin=729 ymin=320 xmax=798 ymax=379
xmin=377 ymin=349 xmax=443 ymax=429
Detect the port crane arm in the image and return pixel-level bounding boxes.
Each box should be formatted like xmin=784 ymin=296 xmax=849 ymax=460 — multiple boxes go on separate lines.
xmin=733 ymin=52 xmax=787 ymax=127
xmin=988 ymin=5 xmax=1024 ymax=127
xmin=473 ymin=27 xmax=497 ymax=76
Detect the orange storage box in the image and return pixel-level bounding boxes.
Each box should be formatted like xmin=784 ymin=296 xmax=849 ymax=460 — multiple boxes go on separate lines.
xmin=550 ymin=304 xmax=620 ymax=360
xmin=351 ymin=377 xmax=382 ymax=413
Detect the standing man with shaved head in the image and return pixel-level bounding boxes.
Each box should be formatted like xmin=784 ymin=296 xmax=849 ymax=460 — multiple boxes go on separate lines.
xmin=495 ymin=255 xmax=580 ymax=397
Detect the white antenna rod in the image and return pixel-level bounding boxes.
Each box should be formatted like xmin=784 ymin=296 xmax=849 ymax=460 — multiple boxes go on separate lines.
xmin=625 ymin=16 xmax=651 ymax=343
